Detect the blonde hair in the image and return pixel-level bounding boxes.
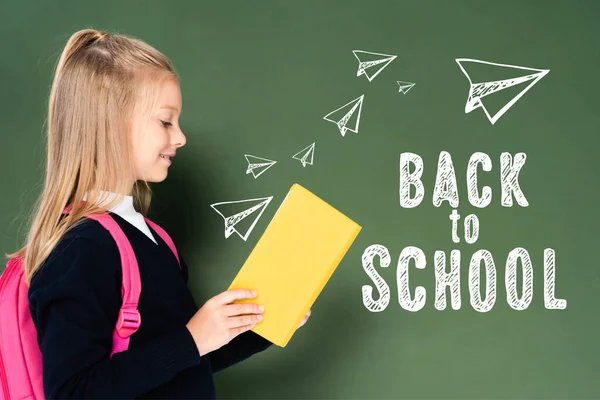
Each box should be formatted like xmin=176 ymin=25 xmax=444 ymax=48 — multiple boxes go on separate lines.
xmin=5 ymin=28 xmax=179 ymax=284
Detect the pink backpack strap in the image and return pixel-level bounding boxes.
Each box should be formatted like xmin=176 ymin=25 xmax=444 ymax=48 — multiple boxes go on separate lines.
xmin=145 ymin=218 xmax=181 ymax=268
xmin=79 ymin=213 xmax=142 ymax=358
xmin=0 ymin=256 xmax=45 ymax=400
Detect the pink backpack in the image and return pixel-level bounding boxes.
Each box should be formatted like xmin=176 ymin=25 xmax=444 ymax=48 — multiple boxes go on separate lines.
xmin=0 ymin=212 xmax=180 ymax=400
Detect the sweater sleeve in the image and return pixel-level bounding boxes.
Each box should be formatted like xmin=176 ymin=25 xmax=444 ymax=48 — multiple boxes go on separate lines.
xmin=28 ymin=236 xmax=202 ymax=399
xmin=208 ymin=327 xmax=273 ymax=373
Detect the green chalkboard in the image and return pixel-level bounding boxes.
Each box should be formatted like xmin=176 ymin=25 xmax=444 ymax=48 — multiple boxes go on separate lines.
xmin=1 ymin=1 xmax=599 ymax=398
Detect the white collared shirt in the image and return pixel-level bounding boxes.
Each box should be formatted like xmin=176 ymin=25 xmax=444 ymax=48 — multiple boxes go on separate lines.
xmin=82 ymin=190 xmax=157 ymax=244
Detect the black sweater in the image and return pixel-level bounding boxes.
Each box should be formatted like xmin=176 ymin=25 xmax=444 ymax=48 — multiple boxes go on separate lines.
xmin=28 ymin=212 xmax=272 ymax=399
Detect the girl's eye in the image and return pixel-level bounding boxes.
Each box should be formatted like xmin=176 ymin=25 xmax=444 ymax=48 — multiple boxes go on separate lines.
xmin=161 ymin=120 xmax=172 ymax=128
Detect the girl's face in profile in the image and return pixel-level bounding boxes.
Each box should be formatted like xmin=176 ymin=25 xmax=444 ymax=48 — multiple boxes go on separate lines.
xmin=132 ymin=76 xmax=186 ymax=184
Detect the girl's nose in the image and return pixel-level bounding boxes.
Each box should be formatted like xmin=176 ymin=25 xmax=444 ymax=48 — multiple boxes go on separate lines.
xmin=174 ymin=129 xmax=186 ymax=148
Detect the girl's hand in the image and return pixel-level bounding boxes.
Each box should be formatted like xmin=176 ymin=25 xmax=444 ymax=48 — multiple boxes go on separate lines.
xmin=185 ymin=289 xmax=264 ymax=356
xmin=297 ymin=309 xmax=311 ymax=329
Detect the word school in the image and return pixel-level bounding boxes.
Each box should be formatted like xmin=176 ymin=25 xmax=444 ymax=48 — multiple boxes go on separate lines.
xmin=360 ymin=152 xmax=567 ymax=312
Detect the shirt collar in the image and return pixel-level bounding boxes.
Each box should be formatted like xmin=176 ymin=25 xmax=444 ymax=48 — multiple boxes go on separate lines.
xmin=82 ymin=190 xmax=135 ymax=215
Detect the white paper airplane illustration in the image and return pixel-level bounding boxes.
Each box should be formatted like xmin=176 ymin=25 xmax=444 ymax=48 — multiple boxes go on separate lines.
xmin=353 ymin=50 xmax=397 ymax=82
xmin=456 ymin=58 xmax=550 ymax=125
xmin=210 ymin=196 xmax=273 ymax=241
xmin=292 ymin=142 xmax=315 ymax=167
xmin=397 ymin=81 xmax=415 ymax=94
xmin=323 ymin=94 xmax=364 ymax=137
xmin=244 ymin=154 xmax=276 ymax=179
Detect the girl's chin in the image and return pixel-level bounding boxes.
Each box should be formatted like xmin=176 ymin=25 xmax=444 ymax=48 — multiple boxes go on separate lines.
xmin=144 ymin=170 xmax=169 ymax=183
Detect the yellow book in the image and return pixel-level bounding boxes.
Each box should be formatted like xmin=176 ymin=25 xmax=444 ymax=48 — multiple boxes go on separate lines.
xmin=228 ymin=183 xmax=362 ymax=347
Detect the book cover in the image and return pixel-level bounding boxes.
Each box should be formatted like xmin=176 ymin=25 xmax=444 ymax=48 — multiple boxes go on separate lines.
xmin=227 ymin=183 xmax=362 ymax=347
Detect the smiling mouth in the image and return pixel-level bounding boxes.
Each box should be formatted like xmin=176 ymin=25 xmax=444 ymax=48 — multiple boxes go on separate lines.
xmin=159 ymin=154 xmax=172 ymax=165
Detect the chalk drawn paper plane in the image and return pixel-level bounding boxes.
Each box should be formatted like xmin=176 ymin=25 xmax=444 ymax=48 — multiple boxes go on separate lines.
xmin=456 ymin=58 xmax=550 ymax=125
xmin=397 ymin=81 xmax=415 ymax=94
xmin=244 ymin=154 xmax=276 ymax=179
xmin=292 ymin=142 xmax=315 ymax=167
xmin=353 ymin=50 xmax=397 ymax=82
xmin=323 ymin=94 xmax=364 ymax=137
xmin=210 ymin=196 xmax=273 ymax=241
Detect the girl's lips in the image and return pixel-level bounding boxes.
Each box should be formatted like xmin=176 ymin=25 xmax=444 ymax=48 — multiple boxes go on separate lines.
xmin=159 ymin=155 xmax=172 ymax=165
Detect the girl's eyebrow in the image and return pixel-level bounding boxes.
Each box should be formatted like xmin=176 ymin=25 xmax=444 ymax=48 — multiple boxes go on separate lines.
xmin=160 ymin=105 xmax=181 ymax=113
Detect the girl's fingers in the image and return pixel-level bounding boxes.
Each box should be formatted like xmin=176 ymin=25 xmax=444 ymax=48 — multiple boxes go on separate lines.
xmin=228 ymin=313 xmax=262 ymax=328
xmin=214 ymin=289 xmax=257 ymax=305
xmin=298 ymin=309 xmax=311 ymax=329
xmin=231 ymin=323 xmax=255 ymax=338
xmin=224 ymin=302 xmax=263 ymax=317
